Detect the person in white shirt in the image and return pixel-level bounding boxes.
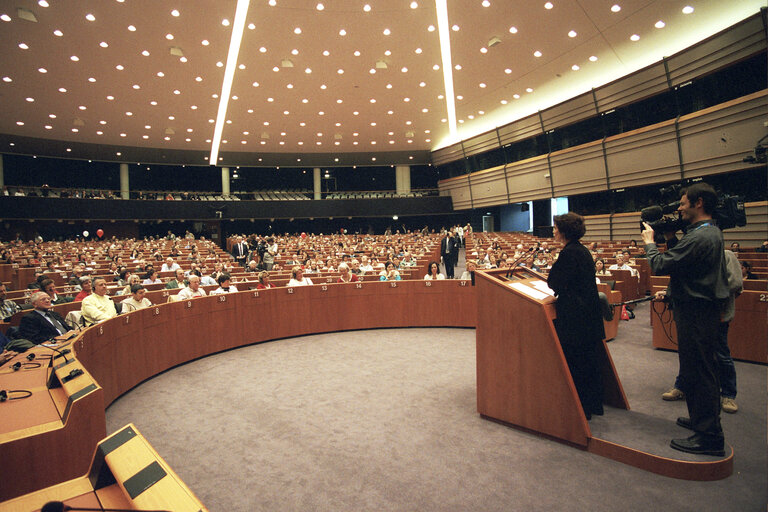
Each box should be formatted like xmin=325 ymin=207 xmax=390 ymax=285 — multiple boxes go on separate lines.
xmin=424 ymin=261 xmax=445 ymax=280
xmin=359 ymin=256 xmax=374 ymax=273
xmin=177 ymin=275 xmax=207 ymax=300
xmin=210 ymin=274 xmax=239 ymax=295
xmin=608 ymin=253 xmax=638 ymax=276
xmin=81 ymin=277 xmax=117 ymax=325
xmin=120 ymin=284 xmax=152 ymax=312
xmin=160 ymin=257 xmax=180 ymax=273
xmin=287 ymin=266 xmax=313 ymax=287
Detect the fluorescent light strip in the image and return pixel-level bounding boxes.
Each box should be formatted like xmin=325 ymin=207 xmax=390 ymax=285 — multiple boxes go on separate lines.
xmin=209 ymin=0 xmax=251 ymax=165
xmin=435 ymin=0 xmax=457 ymax=138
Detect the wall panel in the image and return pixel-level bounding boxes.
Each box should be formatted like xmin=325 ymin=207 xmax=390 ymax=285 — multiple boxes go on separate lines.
xmin=594 ymin=62 xmax=669 ymax=113
xmin=679 ymin=90 xmax=768 ymax=178
xmin=541 ymin=92 xmax=597 ymax=132
xmin=604 ymin=120 xmax=681 ymax=189
xmin=439 ymin=175 xmax=473 ymax=210
xmin=463 ymin=130 xmax=500 ymax=157
xmin=506 ymin=156 xmax=552 ymax=203
xmin=550 ymin=140 xmax=607 ymax=197
xmin=497 ymin=114 xmax=542 ymax=146
xmin=583 ymin=214 xmax=612 ymax=241
xmin=470 ymin=165 xmax=508 ymax=208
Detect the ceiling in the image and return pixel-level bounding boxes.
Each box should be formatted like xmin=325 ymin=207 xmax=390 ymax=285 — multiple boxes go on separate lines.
xmin=0 ymin=0 xmax=763 ymax=168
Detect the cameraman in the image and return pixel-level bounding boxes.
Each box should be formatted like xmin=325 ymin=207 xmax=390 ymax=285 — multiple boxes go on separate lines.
xmin=641 ymin=182 xmax=729 ymax=456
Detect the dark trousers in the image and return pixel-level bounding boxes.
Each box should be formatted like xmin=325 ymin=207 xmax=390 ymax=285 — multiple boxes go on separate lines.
xmin=560 ymin=337 xmax=604 ymax=416
xmin=443 ymin=255 xmax=455 ymax=278
xmin=673 ymin=299 xmax=723 ymax=439
xmin=674 ymin=321 xmax=737 ymax=399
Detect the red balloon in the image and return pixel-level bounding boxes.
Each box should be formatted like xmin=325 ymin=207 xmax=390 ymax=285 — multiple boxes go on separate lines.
xmin=96 ymin=229 xmax=104 ymax=238
xmin=301 ymin=232 xmax=307 ymax=238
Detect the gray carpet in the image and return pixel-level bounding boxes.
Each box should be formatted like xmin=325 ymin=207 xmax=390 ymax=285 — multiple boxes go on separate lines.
xmin=106 ymin=301 xmax=767 ymax=512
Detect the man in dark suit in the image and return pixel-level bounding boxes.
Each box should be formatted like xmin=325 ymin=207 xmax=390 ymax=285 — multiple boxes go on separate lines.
xmin=441 ymin=230 xmax=459 ymax=279
xmin=231 ymin=236 xmax=248 ymax=268
xmin=18 ymin=291 xmax=72 ymax=344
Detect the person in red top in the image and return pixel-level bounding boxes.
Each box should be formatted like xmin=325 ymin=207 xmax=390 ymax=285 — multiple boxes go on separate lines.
xmin=255 ymin=271 xmax=274 ymax=289
xmin=74 ymin=276 xmax=92 ymax=302
xmin=337 ymin=262 xmax=359 ymax=283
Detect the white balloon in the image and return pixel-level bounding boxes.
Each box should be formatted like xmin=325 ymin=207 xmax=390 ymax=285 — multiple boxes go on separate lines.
xmin=83 ymin=230 xmax=89 ymax=237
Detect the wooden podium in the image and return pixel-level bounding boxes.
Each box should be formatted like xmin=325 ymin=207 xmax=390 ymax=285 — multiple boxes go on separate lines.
xmin=476 ymin=267 xmax=628 ymax=447
xmin=476 ymin=267 xmax=733 ymax=480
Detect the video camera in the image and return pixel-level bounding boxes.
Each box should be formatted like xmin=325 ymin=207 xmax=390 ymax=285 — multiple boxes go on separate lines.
xmin=640 ymin=182 xmax=746 ymax=242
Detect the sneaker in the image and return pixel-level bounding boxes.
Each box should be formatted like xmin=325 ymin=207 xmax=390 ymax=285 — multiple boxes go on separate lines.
xmin=662 ymin=388 xmax=685 ymax=401
xmin=721 ymin=397 xmax=738 ymax=414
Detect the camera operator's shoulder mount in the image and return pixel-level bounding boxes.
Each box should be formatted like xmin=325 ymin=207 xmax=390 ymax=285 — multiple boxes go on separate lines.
xmin=640 ymin=182 xmax=746 ymax=242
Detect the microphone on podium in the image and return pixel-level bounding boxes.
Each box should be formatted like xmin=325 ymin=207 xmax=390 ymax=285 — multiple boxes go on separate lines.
xmin=505 ymin=247 xmax=537 ymax=278
xmin=41 ymin=501 xmax=170 ymax=512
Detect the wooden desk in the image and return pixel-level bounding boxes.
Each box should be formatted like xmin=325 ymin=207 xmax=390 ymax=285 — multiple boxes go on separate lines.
xmin=1 ymin=280 xmax=476 ymax=502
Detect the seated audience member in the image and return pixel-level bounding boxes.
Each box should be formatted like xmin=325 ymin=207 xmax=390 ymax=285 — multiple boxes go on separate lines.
xmin=200 ymin=269 xmax=218 ymax=287
xmin=0 ymin=284 xmax=22 ymax=320
xmin=740 ymin=260 xmax=757 ymax=280
xmin=621 ymin=250 xmax=636 ymax=266
xmin=337 ymin=262 xmax=359 ymax=283
xmin=756 ymin=239 xmax=768 ymax=253
xmin=161 ymin=257 xmax=181 ymax=273
xmin=81 ymin=277 xmax=117 ymax=325
xmin=120 ymin=284 xmax=152 ymax=312
xmin=379 ymin=261 xmax=402 ymax=281
xmin=165 ymin=268 xmax=186 ymax=289
xmin=177 ymin=274 xmax=207 ymax=300
xmin=349 ymin=259 xmax=362 ymax=275
xmin=401 ymin=252 xmax=417 ymax=267
xmin=287 ymin=266 xmax=313 ymax=287
xmin=119 ymin=274 xmax=141 ymax=296
xmin=117 ymin=269 xmax=132 ymax=287
xmin=210 ymin=273 xmax=239 ymax=295
xmin=40 ymin=279 xmax=72 ymax=304
xmin=256 ymin=271 xmax=274 ymax=290
xmin=608 ymin=253 xmax=637 ymax=276
xmin=27 ymin=271 xmax=46 ymax=290
xmin=74 ymin=277 xmax=92 ymax=302
xmin=424 ymin=261 xmax=445 ymax=280
xmin=459 ymin=260 xmax=477 ymax=284
xmin=143 ymin=269 xmax=162 ymax=285
xmin=359 ymin=256 xmax=374 ymax=273
xmin=68 ymin=265 xmax=85 ymax=286
xmin=18 ymin=291 xmax=73 ymax=343
xmin=729 ymin=241 xmax=740 ymax=253
xmin=594 ymin=258 xmax=610 ymax=276
xmin=246 ymin=260 xmax=260 ymax=273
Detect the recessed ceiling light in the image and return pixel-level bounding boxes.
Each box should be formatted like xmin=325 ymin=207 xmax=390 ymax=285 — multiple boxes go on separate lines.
xmin=45 ymin=125 xmax=52 ymax=129
xmin=363 ymin=4 xmax=371 ymax=12
xmin=18 ymin=43 xmax=29 ymax=50
xmin=533 ymin=50 xmax=542 ymax=57
xmin=384 ymin=50 xmax=392 ymax=56
xmin=401 ymin=67 xmax=408 ymax=72
xmin=504 ymin=68 xmax=512 ymax=74
xmin=202 ymin=39 xmax=210 ymax=46
xmin=116 ymin=64 xmax=124 ymax=70
xmin=0 ymin=14 xmax=10 ymax=22
xmin=337 ymin=68 xmax=344 ymax=74
xmin=482 ymin=0 xmax=490 ymax=6
xmin=455 ymin=64 xmax=462 ymax=70
xmin=99 ymin=41 xmax=109 ymax=48
xmin=70 ymin=55 xmax=79 ymax=61
xmin=166 ymin=33 xmax=174 ymax=40
xmin=53 ymin=29 xmax=63 ymax=36
xmin=589 ymin=55 xmax=598 ymax=62
xmin=509 ymin=26 xmax=518 ymax=34
xmin=88 ymin=77 xmax=96 ymax=82
xmin=479 ymin=83 xmax=486 ymax=88
xmin=38 ymin=67 xmax=47 ymax=73
xmin=195 ymin=76 xmax=203 ymax=81
xmin=480 ymin=47 xmax=487 ymax=54
xmin=611 ymin=4 xmax=621 ymax=13
xmin=353 ymin=50 xmax=361 ymax=56
xmin=125 ymin=111 xmax=132 ymax=116
xmin=500 ymin=99 xmax=508 ymax=105
xmin=419 ymin=81 xmax=426 ymax=87
xmin=133 ymin=84 xmax=140 ymax=89
xmin=571 ymin=64 xmax=580 ymax=71
xmin=568 ymin=30 xmax=577 ymax=38
xmin=411 ymin=1 xmax=418 ymax=8
xmin=16 ymin=121 xmax=24 ymax=126
xmin=96 ymin=131 xmax=103 ymax=135
xmin=217 ymin=61 xmax=224 ymax=67
xmin=25 ymin=97 xmax=34 ymax=102
xmin=383 ymin=28 xmax=391 ymax=35
xmin=294 ymin=27 xmax=302 ymax=34
xmin=57 ymin=87 xmax=65 ymax=92
xmin=238 ymin=64 xmax=245 ymax=69
xmin=85 ymin=13 xmax=95 ymax=21
xmin=630 ymin=34 xmax=640 ymax=41
xmin=191 ymin=105 xmax=197 ymax=109
xmin=320 ymin=84 xmax=327 ymax=89
xmin=106 ymin=95 xmax=114 ymax=100
xmin=456 ymin=95 xmax=463 ymax=100
xmin=544 ymin=2 xmax=554 ymax=9
xmin=339 ymin=29 xmax=346 ymax=36
xmin=316 ymin=3 xmax=324 ymax=10
xmin=99 ymin=120 xmax=106 ymax=124
xmin=451 ymin=24 xmax=459 ymax=31
xmin=369 ymin=68 xmax=376 ymax=74
xmin=682 ymin=6 xmax=694 ymax=14
xmin=526 ymin=87 xmax=533 ymax=92
xmin=268 ymin=0 xmax=276 ymax=6
xmin=433 ymin=64 xmax=440 ymax=70
xmin=267 ymin=97 xmax=274 ymax=102
xmin=272 ymin=66 xmax=279 ymax=71
xmin=222 ymin=18 xmax=230 ymax=26
xmin=655 ymin=20 xmax=665 ymax=29
xmin=128 ymin=25 xmax=136 ymax=31
xmin=171 ymin=9 xmax=180 ymax=16
xmin=141 ymin=50 xmax=150 ymax=56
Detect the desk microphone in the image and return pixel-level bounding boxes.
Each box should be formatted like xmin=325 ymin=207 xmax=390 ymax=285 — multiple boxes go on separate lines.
xmin=42 ymin=502 xmax=170 ymax=512
xmin=37 ymin=338 xmax=72 ymax=364
xmin=506 ymin=248 xmax=536 ymax=278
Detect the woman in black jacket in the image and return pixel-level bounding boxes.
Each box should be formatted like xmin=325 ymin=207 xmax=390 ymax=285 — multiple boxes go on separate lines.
xmin=547 ymin=212 xmax=605 ymax=419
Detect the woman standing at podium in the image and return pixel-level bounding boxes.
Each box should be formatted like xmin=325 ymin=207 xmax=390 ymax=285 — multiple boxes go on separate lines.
xmin=547 ymin=212 xmax=605 ymax=420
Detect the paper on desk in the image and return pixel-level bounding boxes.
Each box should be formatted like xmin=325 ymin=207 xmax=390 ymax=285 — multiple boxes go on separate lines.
xmin=529 ymin=280 xmax=555 ymax=296
xmin=508 ymin=282 xmax=549 ymax=301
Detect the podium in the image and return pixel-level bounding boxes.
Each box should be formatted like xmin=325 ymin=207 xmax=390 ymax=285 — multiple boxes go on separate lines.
xmin=476 ymin=268 xmax=733 ymax=480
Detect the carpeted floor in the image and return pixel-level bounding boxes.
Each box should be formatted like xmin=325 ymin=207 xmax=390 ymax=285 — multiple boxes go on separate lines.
xmin=106 ymin=301 xmax=767 ymax=512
